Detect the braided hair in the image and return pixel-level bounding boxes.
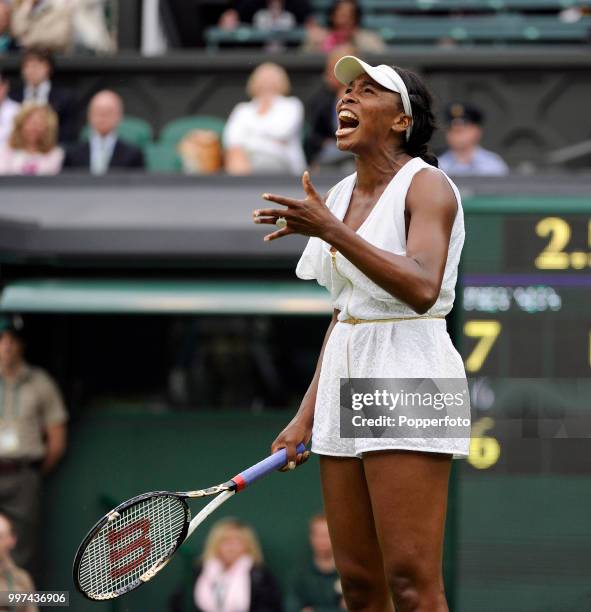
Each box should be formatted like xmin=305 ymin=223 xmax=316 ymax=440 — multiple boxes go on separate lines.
xmin=391 ymin=66 xmax=439 ymax=167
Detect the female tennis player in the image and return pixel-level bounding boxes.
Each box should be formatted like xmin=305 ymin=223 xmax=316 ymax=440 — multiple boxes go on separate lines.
xmin=252 ymin=56 xmax=470 ymax=612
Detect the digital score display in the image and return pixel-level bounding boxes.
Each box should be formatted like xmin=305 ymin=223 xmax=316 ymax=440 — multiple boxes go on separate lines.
xmin=460 ymin=214 xmax=591 ymax=473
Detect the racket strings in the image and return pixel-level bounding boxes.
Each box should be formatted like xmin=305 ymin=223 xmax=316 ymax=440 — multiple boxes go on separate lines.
xmin=78 ymin=495 xmax=187 ymax=599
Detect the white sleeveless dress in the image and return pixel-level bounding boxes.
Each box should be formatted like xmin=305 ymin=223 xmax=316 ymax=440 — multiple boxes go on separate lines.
xmin=295 ymin=157 xmax=471 ymax=459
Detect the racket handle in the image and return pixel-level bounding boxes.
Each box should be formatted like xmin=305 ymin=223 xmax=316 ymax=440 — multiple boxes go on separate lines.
xmin=231 ymin=443 xmax=306 ymax=492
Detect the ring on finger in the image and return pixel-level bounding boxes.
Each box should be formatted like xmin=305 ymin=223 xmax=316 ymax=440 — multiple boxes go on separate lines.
xmin=275 ymin=216 xmax=287 ymax=229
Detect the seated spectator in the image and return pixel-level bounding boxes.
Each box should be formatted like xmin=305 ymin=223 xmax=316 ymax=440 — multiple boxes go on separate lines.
xmin=169 ymin=517 xmax=283 ymax=612
xmin=0 ymin=1 xmax=16 ymax=53
xmin=0 ymin=73 xmax=20 ymax=147
xmin=64 ymin=90 xmax=144 ymax=174
xmin=0 ymin=103 xmax=63 ymax=175
xmin=252 ymin=0 xmax=298 ymax=50
xmin=11 ymin=0 xmax=73 ymax=53
xmin=223 ymin=62 xmax=306 ymax=175
xmin=72 ymin=0 xmax=114 ymax=54
xmin=253 ymin=1 xmax=295 ymax=31
xmin=0 ymin=513 xmax=38 ymax=612
xmin=9 ymin=48 xmax=76 ymax=143
xmin=11 ymin=0 xmax=113 ymax=54
xmin=286 ymin=514 xmax=343 ymax=612
xmin=178 ymin=130 xmax=223 ymax=175
xmin=303 ymin=0 xmax=385 ymax=54
xmin=439 ymin=102 xmax=509 ymax=176
xmin=304 ymin=44 xmax=355 ymax=168
xmin=219 ymin=0 xmax=312 ymax=30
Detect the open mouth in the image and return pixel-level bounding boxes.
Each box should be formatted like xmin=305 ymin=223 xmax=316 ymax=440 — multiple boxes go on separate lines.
xmin=336 ymin=109 xmax=360 ymax=138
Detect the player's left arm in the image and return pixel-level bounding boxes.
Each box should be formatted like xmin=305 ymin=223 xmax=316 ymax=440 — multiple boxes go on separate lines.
xmin=326 ymin=168 xmax=457 ymax=314
xmin=403 ymin=168 xmax=458 ymax=309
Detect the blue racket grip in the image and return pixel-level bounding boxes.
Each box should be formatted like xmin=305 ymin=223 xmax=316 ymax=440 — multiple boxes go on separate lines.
xmin=231 ymin=443 xmax=306 ymax=492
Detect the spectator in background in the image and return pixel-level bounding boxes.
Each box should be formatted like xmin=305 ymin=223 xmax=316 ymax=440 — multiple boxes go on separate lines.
xmin=286 ymin=514 xmax=343 ymax=612
xmin=9 ymin=48 xmax=76 ymax=142
xmin=219 ymin=0 xmax=312 ymax=30
xmin=169 ymin=517 xmax=283 ymax=612
xmin=0 ymin=513 xmax=38 ymax=612
xmin=253 ymin=1 xmax=295 ymax=31
xmin=0 ymin=1 xmax=16 ymax=53
xmin=64 ymin=90 xmax=144 ymax=173
xmin=439 ymin=102 xmax=509 ymax=176
xmin=250 ymin=0 xmax=299 ymax=50
xmin=11 ymin=0 xmax=73 ymax=53
xmin=0 ymin=104 xmax=63 ymax=174
xmin=223 ymin=62 xmax=306 ymax=175
xmin=178 ymin=129 xmax=223 ymax=175
xmin=11 ymin=0 xmax=113 ymax=54
xmin=304 ymin=44 xmax=355 ymax=169
xmin=0 ymin=73 xmax=20 ymax=147
xmin=0 ymin=316 xmax=68 ymax=574
xmin=303 ymin=0 xmax=385 ymax=54
xmin=72 ymin=0 xmax=114 ymax=54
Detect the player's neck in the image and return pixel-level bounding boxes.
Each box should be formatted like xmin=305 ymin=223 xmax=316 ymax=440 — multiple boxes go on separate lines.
xmin=354 ymin=150 xmax=411 ymax=194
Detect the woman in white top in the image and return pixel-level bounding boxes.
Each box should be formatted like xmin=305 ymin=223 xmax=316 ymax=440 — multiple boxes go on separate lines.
xmin=253 ymin=57 xmax=470 ymax=611
xmin=0 ymin=103 xmax=63 ymax=175
xmin=223 ymin=62 xmax=306 ymax=175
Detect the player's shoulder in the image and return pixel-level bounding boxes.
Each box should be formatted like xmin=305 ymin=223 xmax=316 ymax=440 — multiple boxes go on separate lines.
xmin=408 ymin=162 xmax=459 ymax=211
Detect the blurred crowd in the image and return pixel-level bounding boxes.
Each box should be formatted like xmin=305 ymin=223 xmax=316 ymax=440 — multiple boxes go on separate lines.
xmin=0 ymin=1 xmax=587 ymax=54
xmin=0 ymin=44 xmax=510 ymax=177
xmin=157 ymin=0 xmax=591 ymax=51
xmin=169 ymin=513 xmax=345 ymax=612
xmin=0 ymin=0 xmax=114 ymax=55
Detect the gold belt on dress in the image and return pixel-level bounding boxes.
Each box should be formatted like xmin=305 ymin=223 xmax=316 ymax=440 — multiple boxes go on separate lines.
xmin=339 ymin=315 xmax=445 ymax=325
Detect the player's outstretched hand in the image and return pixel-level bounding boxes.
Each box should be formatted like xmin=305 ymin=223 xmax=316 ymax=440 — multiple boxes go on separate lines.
xmin=253 ymin=171 xmax=335 ymax=242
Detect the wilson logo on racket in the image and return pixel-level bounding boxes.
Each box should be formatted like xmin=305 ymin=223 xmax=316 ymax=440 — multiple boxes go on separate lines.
xmin=73 ymin=443 xmax=306 ymax=601
xmin=108 ymin=518 xmax=153 ymax=579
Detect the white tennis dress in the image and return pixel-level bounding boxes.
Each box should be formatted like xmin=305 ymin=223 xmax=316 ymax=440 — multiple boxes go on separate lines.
xmin=296 ymin=156 xmax=471 ymax=459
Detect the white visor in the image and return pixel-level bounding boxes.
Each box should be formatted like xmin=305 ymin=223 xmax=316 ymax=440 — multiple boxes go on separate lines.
xmin=334 ymin=55 xmax=413 ymax=139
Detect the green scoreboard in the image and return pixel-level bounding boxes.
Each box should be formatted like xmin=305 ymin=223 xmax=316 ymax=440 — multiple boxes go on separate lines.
xmin=460 ymin=202 xmax=591 ymax=473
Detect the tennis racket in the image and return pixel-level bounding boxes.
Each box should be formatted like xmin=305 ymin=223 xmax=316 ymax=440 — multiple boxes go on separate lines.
xmin=73 ymin=442 xmax=306 ymax=601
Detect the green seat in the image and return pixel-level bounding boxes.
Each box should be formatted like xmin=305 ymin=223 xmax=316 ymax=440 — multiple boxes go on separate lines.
xmin=313 ymin=0 xmax=587 ymax=11
xmin=160 ymin=116 xmax=226 ymax=146
xmin=145 ymin=142 xmax=182 ymax=174
xmin=80 ymin=116 xmax=154 ymax=149
xmin=364 ymin=14 xmax=591 ymax=43
xmin=204 ymin=27 xmax=306 ymax=50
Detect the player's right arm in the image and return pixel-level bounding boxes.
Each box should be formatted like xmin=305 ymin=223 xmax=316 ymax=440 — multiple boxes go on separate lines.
xmin=271 ymin=308 xmax=340 ymax=468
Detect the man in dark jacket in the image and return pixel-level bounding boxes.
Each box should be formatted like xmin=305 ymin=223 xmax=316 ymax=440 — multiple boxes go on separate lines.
xmin=64 ymin=90 xmax=144 ymax=173
xmin=304 ymin=44 xmax=355 ymax=168
xmin=9 ymin=48 xmax=76 ymax=143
